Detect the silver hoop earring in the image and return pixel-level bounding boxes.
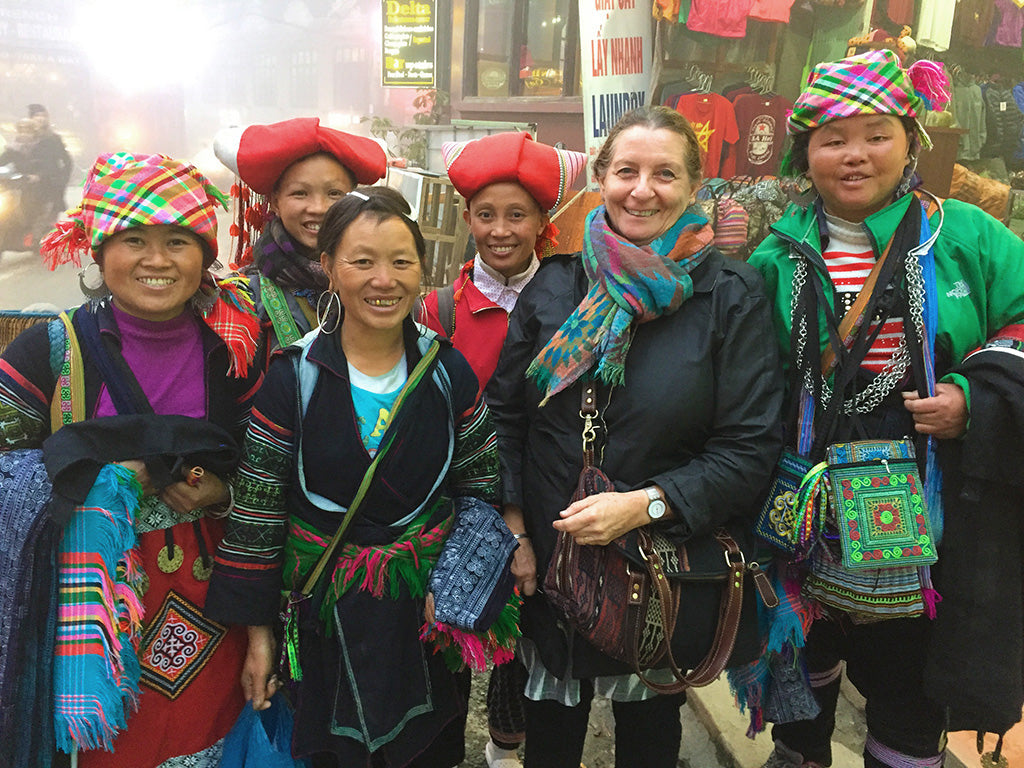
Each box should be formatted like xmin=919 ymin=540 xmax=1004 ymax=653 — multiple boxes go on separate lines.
xmin=784 ymin=174 xmax=817 ymax=208
xmin=895 ymin=155 xmax=919 ymax=197
xmin=316 ymin=290 xmax=342 ymax=335
xmin=78 ymin=262 xmax=110 ymax=299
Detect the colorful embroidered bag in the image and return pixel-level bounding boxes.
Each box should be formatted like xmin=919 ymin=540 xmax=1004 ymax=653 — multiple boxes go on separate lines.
xmin=428 ymin=496 xmax=518 ymax=633
xmin=824 ymin=439 xmax=937 ymax=570
xmin=754 ymin=449 xmax=813 ymax=552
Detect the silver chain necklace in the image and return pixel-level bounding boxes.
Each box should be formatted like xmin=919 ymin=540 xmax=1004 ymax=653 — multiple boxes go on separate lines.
xmin=790 ymin=247 xmax=926 ymax=415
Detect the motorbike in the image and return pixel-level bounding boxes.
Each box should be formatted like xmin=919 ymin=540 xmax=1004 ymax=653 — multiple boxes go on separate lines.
xmin=0 ymin=164 xmax=34 ymax=256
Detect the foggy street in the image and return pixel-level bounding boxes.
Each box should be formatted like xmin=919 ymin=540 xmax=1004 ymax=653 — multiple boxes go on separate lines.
xmin=0 ymin=246 xmax=81 ymax=311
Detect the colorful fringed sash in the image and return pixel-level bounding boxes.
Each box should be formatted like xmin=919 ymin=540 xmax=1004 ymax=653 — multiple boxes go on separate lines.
xmin=285 ymin=507 xmax=521 ymax=674
xmin=53 ymin=464 xmax=146 ymax=752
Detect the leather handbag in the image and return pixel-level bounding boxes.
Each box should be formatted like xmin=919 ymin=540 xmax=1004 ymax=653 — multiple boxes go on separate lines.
xmin=542 ymin=384 xmax=778 ymax=694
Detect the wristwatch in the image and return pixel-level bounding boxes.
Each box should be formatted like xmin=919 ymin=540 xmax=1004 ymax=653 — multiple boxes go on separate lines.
xmin=644 ymin=486 xmax=667 ymax=521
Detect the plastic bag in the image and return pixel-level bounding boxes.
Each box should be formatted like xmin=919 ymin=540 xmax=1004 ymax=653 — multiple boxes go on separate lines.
xmin=220 ymin=694 xmax=311 ymax=768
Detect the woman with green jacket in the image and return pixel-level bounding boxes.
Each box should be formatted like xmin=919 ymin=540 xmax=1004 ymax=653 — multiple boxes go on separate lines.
xmin=748 ymin=50 xmax=1024 ymax=768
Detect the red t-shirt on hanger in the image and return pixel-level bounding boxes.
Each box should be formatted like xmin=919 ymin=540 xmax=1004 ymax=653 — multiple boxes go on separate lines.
xmin=673 ymin=92 xmax=740 ymax=178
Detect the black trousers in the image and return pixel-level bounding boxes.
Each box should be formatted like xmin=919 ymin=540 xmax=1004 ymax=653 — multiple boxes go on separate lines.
xmin=522 ymin=680 xmax=685 ymax=768
xmin=772 ymin=615 xmax=946 ymax=766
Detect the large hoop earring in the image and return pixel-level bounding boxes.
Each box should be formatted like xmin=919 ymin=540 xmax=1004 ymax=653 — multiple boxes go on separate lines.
xmin=78 ymin=262 xmax=110 ymax=299
xmin=316 ymin=290 xmax=342 ymax=334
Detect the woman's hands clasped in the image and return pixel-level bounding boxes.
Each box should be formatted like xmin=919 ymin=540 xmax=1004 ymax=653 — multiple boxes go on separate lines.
xmin=503 ymin=504 xmax=538 ymax=597
xmin=553 ymin=489 xmax=654 ymax=547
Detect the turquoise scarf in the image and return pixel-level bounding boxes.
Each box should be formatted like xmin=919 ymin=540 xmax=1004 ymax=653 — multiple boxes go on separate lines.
xmin=527 ymin=205 xmax=714 ymax=403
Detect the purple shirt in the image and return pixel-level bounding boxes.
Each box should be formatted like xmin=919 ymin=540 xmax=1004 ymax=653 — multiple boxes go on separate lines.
xmin=96 ymin=305 xmax=206 ymax=418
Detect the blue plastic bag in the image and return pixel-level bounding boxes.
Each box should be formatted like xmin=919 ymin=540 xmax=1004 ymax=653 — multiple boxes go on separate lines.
xmin=220 ymin=694 xmax=311 ymax=768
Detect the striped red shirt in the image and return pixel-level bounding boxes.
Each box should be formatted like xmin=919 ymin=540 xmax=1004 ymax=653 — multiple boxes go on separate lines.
xmin=822 ymin=215 xmax=904 ymax=374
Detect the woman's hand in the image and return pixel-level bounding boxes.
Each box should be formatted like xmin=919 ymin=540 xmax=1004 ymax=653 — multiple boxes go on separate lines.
xmin=902 ymin=382 xmax=968 ymax=439
xmin=242 ymin=625 xmax=280 ymax=711
xmin=160 ymin=468 xmax=229 ymax=515
xmin=503 ymin=504 xmax=538 ymax=596
xmin=553 ymin=490 xmax=651 ymax=546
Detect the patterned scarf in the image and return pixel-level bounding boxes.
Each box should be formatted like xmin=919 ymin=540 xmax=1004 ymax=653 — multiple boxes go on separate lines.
xmin=526 ymin=205 xmax=714 ymax=403
xmin=194 ymin=274 xmax=262 ymax=378
xmin=53 ymin=464 xmax=146 ymax=753
xmin=251 ymin=217 xmax=329 ymax=295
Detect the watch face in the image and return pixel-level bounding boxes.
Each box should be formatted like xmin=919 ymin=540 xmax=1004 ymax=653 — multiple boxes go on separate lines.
xmin=648 ymin=498 xmax=667 ymax=520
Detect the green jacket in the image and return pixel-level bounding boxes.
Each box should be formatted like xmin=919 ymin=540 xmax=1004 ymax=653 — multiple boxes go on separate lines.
xmin=749 ymin=193 xmax=1024 ymax=405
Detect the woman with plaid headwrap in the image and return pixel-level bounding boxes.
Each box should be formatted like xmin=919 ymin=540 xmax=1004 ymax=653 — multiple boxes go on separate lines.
xmin=749 ymin=50 xmax=1024 ymax=767
xmin=214 ymin=118 xmax=387 ymax=367
xmin=0 ymin=152 xmax=261 ymax=768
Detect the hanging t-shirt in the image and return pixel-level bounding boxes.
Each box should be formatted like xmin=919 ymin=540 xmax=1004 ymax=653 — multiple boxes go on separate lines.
xmin=686 ymin=0 xmax=753 ymax=38
xmin=887 ymin=0 xmax=915 ymax=25
xmin=954 ymin=0 xmax=997 ymax=46
xmin=673 ymin=93 xmax=740 ymax=178
xmin=953 ymin=82 xmax=987 ymax=160
xmin=732 ymin=93 xmax=794 ymax=177
xmin=748 ymin=0 xmax=796 ymax=23
xmin=993 ymin=0 xmax=1024 ymax=46
xmin=917 ymin=0 xmax=957 ymax=51
xmin=349 ymin=357 xmax=407 ymax=455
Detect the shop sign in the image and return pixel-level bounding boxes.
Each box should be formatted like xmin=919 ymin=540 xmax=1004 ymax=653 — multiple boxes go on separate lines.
xmin=579 ymin=0 xmax=652 ymax=189
xmin=0 ymin=6 xmax=72 ymax=46
xmin=382 ymin=0 xmax=435 ymax=87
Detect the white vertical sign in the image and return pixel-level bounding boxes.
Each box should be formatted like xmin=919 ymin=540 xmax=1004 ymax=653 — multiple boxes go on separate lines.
xmin=579 ymin=0 xmax=652 ymax=190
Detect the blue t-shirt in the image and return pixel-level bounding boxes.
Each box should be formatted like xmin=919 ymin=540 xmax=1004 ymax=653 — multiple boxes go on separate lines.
xmin=348 ymin=357 xmax=408 ymax=455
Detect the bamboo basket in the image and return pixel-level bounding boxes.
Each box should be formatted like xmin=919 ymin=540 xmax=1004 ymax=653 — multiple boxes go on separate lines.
xmin=0 ymin=311 xmax=58 ymax=354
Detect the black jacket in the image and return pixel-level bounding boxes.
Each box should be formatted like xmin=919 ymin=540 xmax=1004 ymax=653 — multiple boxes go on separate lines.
xmin=924 ymin=343 xmax=1024 ymax=733
xmin=486 ymin=250 xmax=784 ymax=678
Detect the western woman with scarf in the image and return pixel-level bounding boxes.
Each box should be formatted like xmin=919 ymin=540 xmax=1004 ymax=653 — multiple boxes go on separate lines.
xmin=421 ymin=132 xmax=586 ymax=768
xmin=0 ymin=152 xmax=262 ymax=767
xmin=214 ymin=117 xmax=388 ymax=365
xmin=485 ymin=106 xmax=783 ymax=768
xmin=748 ymin=50 xmax=1024 ymax=768
xmin=206 ymin=187 xmax=510 ymax=767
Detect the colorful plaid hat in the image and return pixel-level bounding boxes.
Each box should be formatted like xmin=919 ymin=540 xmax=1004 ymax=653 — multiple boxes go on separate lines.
xmin=788 ymin=49 xmax=932 ymax=150
xmin=214 ymin=117 xmax=387 ymax=195
xmin=41 ymin=152 xmax=228 ymax=269
xmin=442 ymin=132 xmax=587 ymax=213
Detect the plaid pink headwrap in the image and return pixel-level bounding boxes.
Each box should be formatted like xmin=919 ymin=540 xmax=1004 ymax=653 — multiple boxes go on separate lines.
xmin=41 ymin=152 xmax=229 ymax=269
xmin=787 ymin=49 xmax=932 ymax=151
xmin=40 ymin=152 xmax=260 ymax=378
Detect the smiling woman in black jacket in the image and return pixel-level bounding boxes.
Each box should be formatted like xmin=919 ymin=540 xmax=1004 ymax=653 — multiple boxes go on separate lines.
xmin=485 ymin=106 xmax=784 ymax=768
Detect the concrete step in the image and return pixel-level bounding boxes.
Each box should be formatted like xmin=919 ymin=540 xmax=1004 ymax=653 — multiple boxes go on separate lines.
xmin=687 ymin=677 xmax=862 ymax=768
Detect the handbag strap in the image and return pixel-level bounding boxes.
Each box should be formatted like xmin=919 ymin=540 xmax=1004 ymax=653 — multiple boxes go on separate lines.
xmin=50 ymin=311 xmax=86 ymax=432
xmin=580 ymin=381 xmax=599 ymax=470
xmin=295 ymin=339 xmax=441 ymax=598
